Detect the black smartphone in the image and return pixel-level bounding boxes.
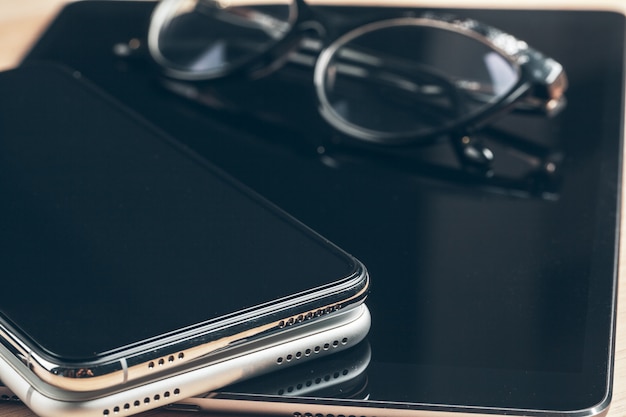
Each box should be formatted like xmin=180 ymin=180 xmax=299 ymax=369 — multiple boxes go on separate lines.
xmin=0 ymin=64 xmax=370 ymax=417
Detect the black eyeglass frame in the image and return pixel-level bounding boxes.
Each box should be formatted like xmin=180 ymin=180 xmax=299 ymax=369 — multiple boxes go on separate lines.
xmin=147 ymin=0 xmax=568 ymax=148
xmin=312 ymin=13 xmax=568 ymax=146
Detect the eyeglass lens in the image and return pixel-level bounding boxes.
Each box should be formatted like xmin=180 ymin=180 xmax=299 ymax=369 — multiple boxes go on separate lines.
xmin=155 ymin=0 xmax=295 ymax=76
xmin=318 ymin=22 xmax=521 ymax=138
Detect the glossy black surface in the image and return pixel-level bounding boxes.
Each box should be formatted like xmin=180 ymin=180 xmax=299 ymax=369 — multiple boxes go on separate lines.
xmin=20 ymin=1 xmax=624 ymax=413
xmin=0 ymin=65 xmax=359 ymax=360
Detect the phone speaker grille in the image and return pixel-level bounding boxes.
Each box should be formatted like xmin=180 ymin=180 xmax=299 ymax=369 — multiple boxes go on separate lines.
xmin=278 ymin=304 xmax=343 ymax=329
xmin=101 ymin=388 xmax=180 ymax=416
xmin=276 ymin=337 xmax=348 ymax=365
xmin=147 ymin=352 xmax=185 ymax=371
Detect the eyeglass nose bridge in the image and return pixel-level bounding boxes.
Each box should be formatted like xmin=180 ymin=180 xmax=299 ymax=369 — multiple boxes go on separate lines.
xmin=240 ymin=0 xmax=326 ymax=80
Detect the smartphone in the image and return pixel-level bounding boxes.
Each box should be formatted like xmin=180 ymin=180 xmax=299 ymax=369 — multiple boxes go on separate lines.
xmin=0 ymin=339 xmax=372 ymax=411
xmin=0 ymin=64 xmax=369 ymax=415
xmin=0 ymin=304 xmax=371 ymax=417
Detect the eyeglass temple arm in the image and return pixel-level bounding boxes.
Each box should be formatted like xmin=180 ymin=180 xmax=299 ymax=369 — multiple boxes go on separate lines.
xmin=287 ymin=36 xmax=567 ymax=117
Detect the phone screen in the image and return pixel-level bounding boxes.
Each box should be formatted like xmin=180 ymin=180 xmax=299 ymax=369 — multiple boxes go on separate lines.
xmin=0 ymin=66 xmax=360 ymax=361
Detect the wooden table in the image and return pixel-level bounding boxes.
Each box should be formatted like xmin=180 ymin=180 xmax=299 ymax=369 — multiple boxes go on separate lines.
xmin=0 ymin=1 xmax=625 ymax=416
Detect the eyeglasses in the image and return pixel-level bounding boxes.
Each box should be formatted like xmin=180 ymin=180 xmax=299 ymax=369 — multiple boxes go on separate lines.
xmin=143 ymin=0 xmax=567 ymax=180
